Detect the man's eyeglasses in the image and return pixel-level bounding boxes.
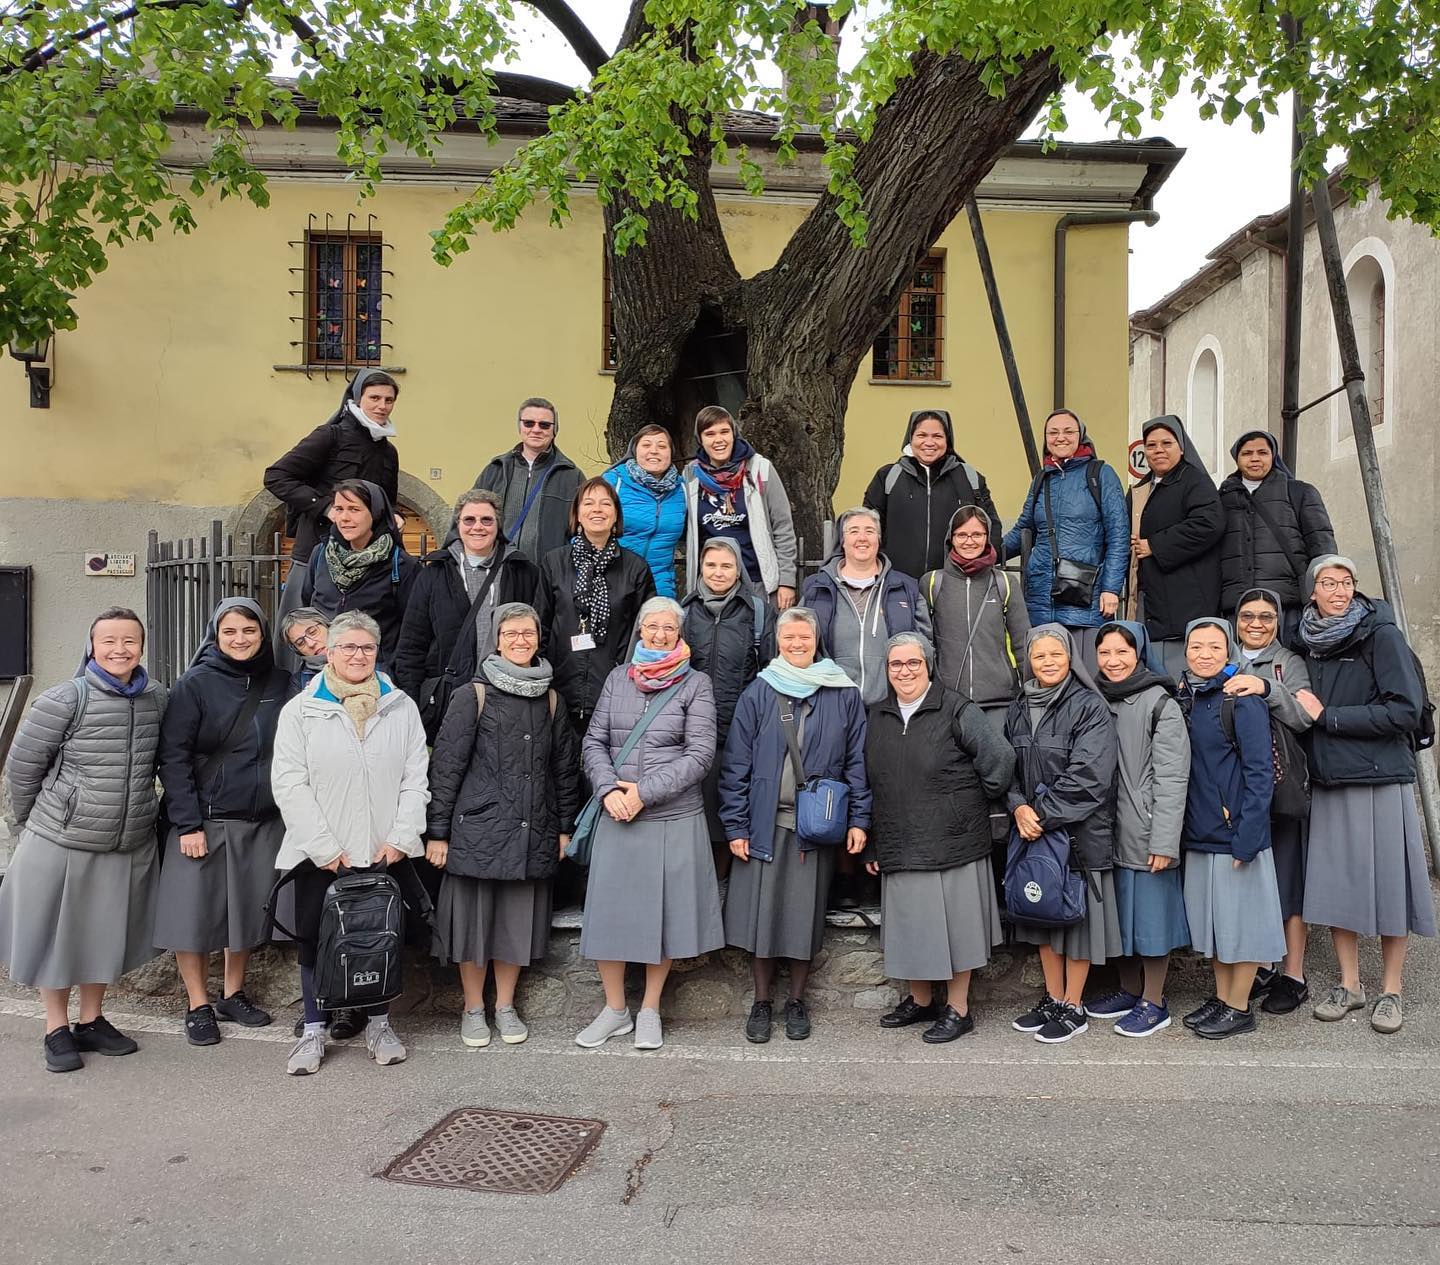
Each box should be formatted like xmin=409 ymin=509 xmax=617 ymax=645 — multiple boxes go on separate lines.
xmin=334 ymin=643 xmax=378 ymax=658
xmin=520 ymin=418 xmax=555 ymax=430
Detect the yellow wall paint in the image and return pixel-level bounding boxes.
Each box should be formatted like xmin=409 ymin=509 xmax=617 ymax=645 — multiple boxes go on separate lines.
xmin=1 ymin=180 xmax=1130 ymax=536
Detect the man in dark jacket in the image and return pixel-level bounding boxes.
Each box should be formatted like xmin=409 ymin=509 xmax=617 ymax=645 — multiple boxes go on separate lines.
xmin=863 ymin=409 xmax=1002 ymax=579
xmin=1218 ymin=429 xmax=1337 ymax=638
xmin=1132 ymin=415 xmax=1225 ymax=678
xmin=264 ymin=369 xmax=401 ymax=565
xmin=473 ymin=397 xmax=585 ymax=563
xmin=393 ymin=489 xmax=542 ymax=741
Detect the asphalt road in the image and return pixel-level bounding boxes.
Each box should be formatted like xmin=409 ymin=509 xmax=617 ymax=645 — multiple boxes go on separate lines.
xmin=4 ymin=926 xmax=1440 ymax=1265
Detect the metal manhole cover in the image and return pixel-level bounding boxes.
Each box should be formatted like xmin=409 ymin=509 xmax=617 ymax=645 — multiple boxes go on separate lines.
xmin=378 ymin=1108 xmax=606 ymax=1196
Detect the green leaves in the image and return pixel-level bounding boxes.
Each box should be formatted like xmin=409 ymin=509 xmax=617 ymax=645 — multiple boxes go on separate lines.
xmin=3 ymin=0 xmax=1440 ymax=344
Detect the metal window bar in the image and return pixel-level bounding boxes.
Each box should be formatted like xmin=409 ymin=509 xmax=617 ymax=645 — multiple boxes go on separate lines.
xmin=601 ymin=249 xmax=618 ymax=370
xmin=287 ymin=213 xmax=394 ymax=380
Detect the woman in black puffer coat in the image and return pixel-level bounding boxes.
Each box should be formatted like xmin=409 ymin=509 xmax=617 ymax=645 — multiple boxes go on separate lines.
xmin=426 ymin=602 xmax=581 ymax=1049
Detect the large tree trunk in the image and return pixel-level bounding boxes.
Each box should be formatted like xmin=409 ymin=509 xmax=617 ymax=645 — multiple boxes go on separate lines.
xmin=605 ymin=40 xmax=1061 ymax=559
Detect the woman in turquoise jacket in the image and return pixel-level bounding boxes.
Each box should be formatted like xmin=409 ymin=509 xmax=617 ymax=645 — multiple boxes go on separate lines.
xmin=603 ymin=424 xmax=687 ymax=598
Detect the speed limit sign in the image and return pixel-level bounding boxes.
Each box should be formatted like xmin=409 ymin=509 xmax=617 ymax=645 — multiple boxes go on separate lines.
xmin=1127 ymin=439 xmax=1149 ymax=481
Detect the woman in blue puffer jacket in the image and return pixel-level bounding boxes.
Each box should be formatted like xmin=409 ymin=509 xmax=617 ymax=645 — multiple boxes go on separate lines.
xmin=1003 ymin=410 xmax=1129 ymax=641
xmin=603 ymin=425 xmax=687 ymax=598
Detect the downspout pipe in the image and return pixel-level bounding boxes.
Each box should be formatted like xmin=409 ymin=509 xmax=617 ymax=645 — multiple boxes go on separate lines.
xmin=1054 ymin=210 xmax=1160 ymax=410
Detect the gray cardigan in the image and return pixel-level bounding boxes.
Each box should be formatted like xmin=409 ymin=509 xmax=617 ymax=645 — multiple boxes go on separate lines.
xmin=582 ymin=665 xmax=717 ymax=821
xmin=1107 ymin=683 xmax=1190 ymax=869
xmin=4 ymin=668 xmax=167 ymax=853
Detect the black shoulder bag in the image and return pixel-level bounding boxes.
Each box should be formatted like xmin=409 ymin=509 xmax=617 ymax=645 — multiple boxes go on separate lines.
xmin=1043 ymin=470 xmax=1102 ymax=609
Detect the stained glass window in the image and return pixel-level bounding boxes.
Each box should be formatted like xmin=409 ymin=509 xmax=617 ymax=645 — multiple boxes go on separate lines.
xmin=307 ymin=232 xmax=385 ymax=365
xmin=872 ymin=254 xmax=946 ymax=382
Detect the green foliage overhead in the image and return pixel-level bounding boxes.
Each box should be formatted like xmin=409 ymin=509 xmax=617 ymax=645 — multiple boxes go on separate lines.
xmin=2 ymin=0 xmax=1438 ymax=346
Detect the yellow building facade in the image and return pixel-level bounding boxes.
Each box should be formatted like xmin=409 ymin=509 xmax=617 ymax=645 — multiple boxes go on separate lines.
xmin=0 ymin=116 xmax=1179 ymax=686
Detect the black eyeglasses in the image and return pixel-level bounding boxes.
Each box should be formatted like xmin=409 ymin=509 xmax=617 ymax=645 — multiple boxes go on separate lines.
xmin=520 ymin=418 xmax=555 ymax=430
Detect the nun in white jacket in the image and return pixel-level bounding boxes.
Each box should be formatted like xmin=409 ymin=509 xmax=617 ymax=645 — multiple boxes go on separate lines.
xmin=271 ymin=610 xmax=430 ymax=1077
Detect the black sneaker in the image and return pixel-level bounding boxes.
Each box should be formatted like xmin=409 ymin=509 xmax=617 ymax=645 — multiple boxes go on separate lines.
xmin=744 ymin=1000 xmax=773 ymax=1044
xmin=214 ymin=990 xmax=272 ymax=1027
xmin=784 ymin=998 xmax=811 ymax=1041
xmin=880 ymin=995 xmax=941 ymax=1029
xmin=1249 ymin=966 xmax=1278 ymax=1001
xmin=1194 ymin=1004 xmax=1258 ymax=1040
xmin=1035 ymin=1003 xmax=1089 ymax=1044
xmin=185 ymin=1004 xmax=221 ymax=1047
xmin=328 ymin=1009 xmax=364 ymax=1041
xmin=71 ymin=1016 xmax=138 ymax=1057
xmin=922 ymin=1005 xmax=974 ymax=1044
xmin=45 ymin=1027 xmax=83 ymax=1073
xmin=1261 ymin=975 xmax=1309 ymax=1016
xmin=1012 ymin=996 xmax=1060 ymax=1033
xmin=1181 ymin=996 xmax=1225 ymax=1031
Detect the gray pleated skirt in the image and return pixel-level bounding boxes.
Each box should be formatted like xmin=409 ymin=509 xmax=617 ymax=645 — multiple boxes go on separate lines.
xmin=1014 ymin=868 xmax=1123 ymax=963
xmin=580 ymin=811 xmax=724 ymax=965
xmin=881 ymin=859 xmax=1002 ymax=981
xmin=0 ymin=828 xmax=160 ymax=988
xmin=1183 ymin=849 xmax=1286 ymax=964
xmin=153 ymin=819 xmax=284 ymax=954
xmin=724 ymin=826 xmax=837 ymax=961
xmin=436 ymin=876 xmax=552 ymax=967
xmin=1303 ymin=783 xmax=1437 ymax=937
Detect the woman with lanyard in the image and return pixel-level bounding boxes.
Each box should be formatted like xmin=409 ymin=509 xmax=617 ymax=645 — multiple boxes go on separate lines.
xmin=683 ymin=405 xmax=799 ymax=609
xmin=603 ymin=425 xmax=687 ymax=598
xmin=1005 ymin=625 xmax=1120 ymax=1044
xmin=154 ymin=598 xmax=292 ymax=1045
xmin=1223 ymin=588 xmax=1315 ymax=1015
xmin=575 ymin=597 xmax=722 ymax=1051
xmin=719 ymin=607 xmax=871 ymax=1043
xmin=535 ymin=477 xmax=656 ymax=734
xmin=1174 ymin=616 xmax=1283 ymax=1040
xmin=1085 ymin=620 xmax=1191 ymax=1037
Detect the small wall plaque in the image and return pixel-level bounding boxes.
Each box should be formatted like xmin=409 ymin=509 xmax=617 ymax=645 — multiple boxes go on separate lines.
xmin=85 ymin=552 xmax=137 ymax=577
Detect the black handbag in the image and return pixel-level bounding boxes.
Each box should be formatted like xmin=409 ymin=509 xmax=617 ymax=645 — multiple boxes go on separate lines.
xmin=1042 ymin=477 xmax=1099 ymax=608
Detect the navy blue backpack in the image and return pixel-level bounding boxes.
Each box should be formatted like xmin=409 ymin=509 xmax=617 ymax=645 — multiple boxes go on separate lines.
xmin=1004 ymin=826 xmax=1087 ymax=928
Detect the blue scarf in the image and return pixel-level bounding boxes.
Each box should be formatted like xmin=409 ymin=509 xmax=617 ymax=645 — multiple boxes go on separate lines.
xmin=86 ymin=660 xmax=150 ymax=697
xmin=625 ymin=458 xmax=679 ymax=498
xmin=758 ymin=656 xmax=857 ymax=701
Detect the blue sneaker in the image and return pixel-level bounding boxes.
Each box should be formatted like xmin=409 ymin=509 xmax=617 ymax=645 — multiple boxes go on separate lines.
xmin=1085 ymin=989 xmax=1140 ymax=1020
xmin=1114 ymin=999 xmax=1172 ymax=1038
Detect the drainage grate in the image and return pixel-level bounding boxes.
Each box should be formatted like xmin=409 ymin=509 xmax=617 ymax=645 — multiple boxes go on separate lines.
xmin=378 ymin=1108 xmax=606 ymax=1196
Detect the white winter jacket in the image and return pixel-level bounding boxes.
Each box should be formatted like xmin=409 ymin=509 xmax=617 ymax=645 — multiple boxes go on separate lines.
xmin=271 ymin=673 xmax=430 ymax=870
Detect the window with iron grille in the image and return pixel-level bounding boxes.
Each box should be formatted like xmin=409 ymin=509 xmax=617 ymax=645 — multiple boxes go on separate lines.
xmin=872 ymin=254 xmax=945 ymax=382
xmin=602 ymin=250 xmax=618 ymax=371
xmin=292 ymin=218 xmax=391 ymax=367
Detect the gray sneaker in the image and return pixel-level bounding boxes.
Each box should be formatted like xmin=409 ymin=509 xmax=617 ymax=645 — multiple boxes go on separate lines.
xmin=634 ymin=1007 xmax=663 ymax=1050
xmin=460 ymin=1007 xmax=490 ymax=1049
xmin=575 ymin=1006 xmax=633 ymax=1048
xmin=365 ymin=1019 xmax=407 ymax=1065
xmin=1313 ymin=983 xmax=1368 ymax=1022
xmin=494 ymin=1005 xmax=528 ymax=1045
xmin=1371 ymin=992 xmax=1404 ymax=1034
xmin=286 ymin=1031 xmax=325 ymax=1076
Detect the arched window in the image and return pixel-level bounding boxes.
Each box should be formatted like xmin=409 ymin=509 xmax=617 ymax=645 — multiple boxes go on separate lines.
xmin=1346 ymin=254 xmax=1386 ymax=434
xmin=1187 ymin=338 xmax=1222 ymax=475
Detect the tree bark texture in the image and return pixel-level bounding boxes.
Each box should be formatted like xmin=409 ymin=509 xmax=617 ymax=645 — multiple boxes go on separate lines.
xmin=604 ymin=38 xmax=1061 ymax=558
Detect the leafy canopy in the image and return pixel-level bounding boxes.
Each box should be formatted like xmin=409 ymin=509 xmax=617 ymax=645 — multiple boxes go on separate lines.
xmin=2 ymin=0 xmax=1437 ymax=346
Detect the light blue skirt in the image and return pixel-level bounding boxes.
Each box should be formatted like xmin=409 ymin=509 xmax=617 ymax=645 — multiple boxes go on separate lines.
xmin=1114 ymin=865 xmax=1190 ymax=957
xmin=1183 ymin=849 xmax=1286 ymax=964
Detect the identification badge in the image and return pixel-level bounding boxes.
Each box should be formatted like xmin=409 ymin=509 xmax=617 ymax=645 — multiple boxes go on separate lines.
xmin=571 ymin=633 xmax=597 ymax=652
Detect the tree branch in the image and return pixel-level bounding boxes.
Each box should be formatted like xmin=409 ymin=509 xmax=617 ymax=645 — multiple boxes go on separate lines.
xmin=527 ymin=0 xmax=608 ymax=75
xmin=4 ymin=0 xmax=215 ymax=76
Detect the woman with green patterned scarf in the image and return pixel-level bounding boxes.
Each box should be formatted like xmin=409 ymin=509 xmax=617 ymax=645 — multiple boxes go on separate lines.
xmin=287 ymin=478 xmax=419 ymax=673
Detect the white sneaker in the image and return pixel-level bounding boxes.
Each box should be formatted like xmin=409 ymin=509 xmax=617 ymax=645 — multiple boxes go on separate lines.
xmin=365 ymin=1019 xmax=407 ymax=1066
xmin=575 ymin=1006 xmax=633 ymax=1048
xmin=634 ymin=1007 xmax=663 ymax=1050
xmin=286 ymin=1030 xmax=325 ymax=1076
